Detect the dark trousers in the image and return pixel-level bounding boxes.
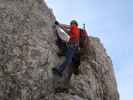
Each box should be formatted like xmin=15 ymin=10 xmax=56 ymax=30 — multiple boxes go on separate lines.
xmin=57 ymin=45 xmax=77 ymax=73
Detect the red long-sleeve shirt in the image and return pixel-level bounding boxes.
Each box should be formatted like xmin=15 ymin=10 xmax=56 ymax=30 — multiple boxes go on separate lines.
xmin=61 ymin=24 xmax=80 ymax=42
xmin=69 ymin=24 xmax=80 ymax=41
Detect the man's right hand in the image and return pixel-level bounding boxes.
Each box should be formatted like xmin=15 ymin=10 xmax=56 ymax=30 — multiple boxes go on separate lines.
xmin=55 ymin=20 xmax=59 ymax=25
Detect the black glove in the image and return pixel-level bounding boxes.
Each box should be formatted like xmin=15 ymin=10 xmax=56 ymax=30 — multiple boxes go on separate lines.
xmin=55 ymin=20 xmax=59 ymax=25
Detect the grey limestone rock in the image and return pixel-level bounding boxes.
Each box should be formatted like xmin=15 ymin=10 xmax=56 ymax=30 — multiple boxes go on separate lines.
xmin=0 ymin=0 xmax=119 ymax=100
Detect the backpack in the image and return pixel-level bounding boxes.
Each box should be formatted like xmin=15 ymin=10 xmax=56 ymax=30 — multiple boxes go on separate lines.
xmin=79 ymin=28 xmax=90 ymax=50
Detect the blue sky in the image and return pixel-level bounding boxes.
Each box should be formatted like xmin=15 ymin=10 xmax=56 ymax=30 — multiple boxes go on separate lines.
xmin=46 ymin=0 xmax=133 ymax=99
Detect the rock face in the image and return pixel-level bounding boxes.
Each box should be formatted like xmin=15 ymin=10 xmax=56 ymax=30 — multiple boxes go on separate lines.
xmin=0 ymin=0 xmax=119 ymax=100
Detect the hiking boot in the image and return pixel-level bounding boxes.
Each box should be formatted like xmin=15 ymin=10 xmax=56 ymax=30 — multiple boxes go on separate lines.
xmin=73 ymin=68 xmax=80 ymax=75
xmin=52 ymin=67 xmax=63 ymax=77
xmin=54 ymin=87 xmax=69 ymax=93
xmin=57 ymin=51 xmax=64 ymax=57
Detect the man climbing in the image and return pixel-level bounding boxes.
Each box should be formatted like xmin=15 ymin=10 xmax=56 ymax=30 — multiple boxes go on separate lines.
xmin=52 ymin=20 xmax=80 ymax=76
